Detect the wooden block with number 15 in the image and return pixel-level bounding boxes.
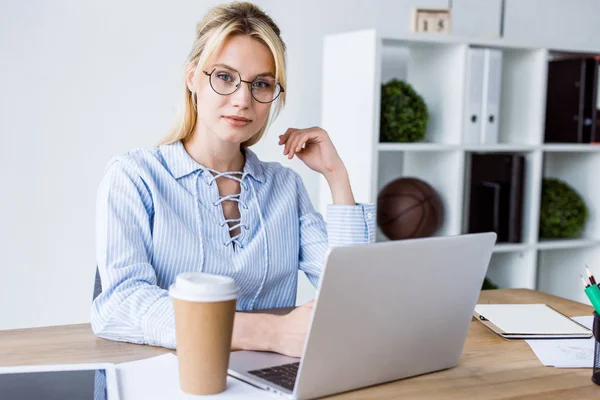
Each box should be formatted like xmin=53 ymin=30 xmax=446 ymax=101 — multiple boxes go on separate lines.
xmin=412 ymin=8 xmax=451 ymax=33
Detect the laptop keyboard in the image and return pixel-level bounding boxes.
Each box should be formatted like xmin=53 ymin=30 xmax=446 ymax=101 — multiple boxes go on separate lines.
xmin=248 ymin=362 xmax=300 ymax=391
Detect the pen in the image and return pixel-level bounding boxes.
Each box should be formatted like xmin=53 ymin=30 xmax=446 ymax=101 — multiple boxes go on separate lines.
xmin=586 ymin=265 xmax=597 ymax=285
xmin=581 ymin=274 xmax=591 ymax=288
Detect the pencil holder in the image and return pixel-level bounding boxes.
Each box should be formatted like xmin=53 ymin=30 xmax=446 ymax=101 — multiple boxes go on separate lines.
xmin=593 ymin=311 xmax=600 ymax=385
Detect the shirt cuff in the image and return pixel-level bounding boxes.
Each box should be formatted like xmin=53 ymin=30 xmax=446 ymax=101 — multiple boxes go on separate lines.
xmin=326 ymin=203 xmax=376 ymax=247
xmin=141 ymin=296 xmax=177 ymax=349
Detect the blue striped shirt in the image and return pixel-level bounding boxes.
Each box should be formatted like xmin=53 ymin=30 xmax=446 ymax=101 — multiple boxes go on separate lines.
xmin=91 ymin=140 xmax=375 ymax=349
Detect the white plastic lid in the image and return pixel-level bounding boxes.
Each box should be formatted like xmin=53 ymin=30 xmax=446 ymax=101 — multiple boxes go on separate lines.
xmin=169 ymin=272 xmax=238 ymax=302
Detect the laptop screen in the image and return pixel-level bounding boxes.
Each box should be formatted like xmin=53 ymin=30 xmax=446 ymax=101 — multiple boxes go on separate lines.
xmin=0 ymin=369 xmax=108 ymax=400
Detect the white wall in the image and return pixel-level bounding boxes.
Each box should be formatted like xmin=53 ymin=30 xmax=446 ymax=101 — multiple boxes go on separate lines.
xmin=1 ymin=0 xmax=599 ymax=330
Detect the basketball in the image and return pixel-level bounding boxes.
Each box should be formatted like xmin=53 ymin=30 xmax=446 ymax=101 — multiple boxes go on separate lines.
xmin=377 ymin=177 xmax=444 ymax=240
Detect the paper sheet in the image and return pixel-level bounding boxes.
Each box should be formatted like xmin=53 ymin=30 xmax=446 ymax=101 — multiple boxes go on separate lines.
xmin=117 ymin=354 xmax=277 ymax=399
xmin=525 ymin=316 xmax=596 ymax=368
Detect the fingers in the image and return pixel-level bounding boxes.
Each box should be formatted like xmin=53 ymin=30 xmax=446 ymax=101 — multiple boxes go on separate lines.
xmin=287 ymin=132 xmax=308 ymax=159
xmin=280 ymin=129 xmax=298 ymax=159
xmin=281 ymin=131 xmax=309 ymax=159
xmin=280 ymin=128 xmax=326 ymax=160
xmin=279 ymin=128 xmax=298 ymax=159
xmin=278 ymin=128 xmax=295 ymax=146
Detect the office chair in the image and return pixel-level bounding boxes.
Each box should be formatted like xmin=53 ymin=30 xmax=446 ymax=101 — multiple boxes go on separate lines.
xmin=93 ymin=266 xmax=102 ymax=301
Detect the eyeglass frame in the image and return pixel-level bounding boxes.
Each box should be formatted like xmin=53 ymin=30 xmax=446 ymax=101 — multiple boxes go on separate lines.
xmin=202 ymin=68 xmax=285 ymax=104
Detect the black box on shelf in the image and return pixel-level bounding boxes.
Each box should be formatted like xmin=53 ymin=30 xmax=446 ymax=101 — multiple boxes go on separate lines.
xmin=544 ymin=56 xmax=599 ymax=144
xmin=467 ymin=153 xmax=525 ymax=243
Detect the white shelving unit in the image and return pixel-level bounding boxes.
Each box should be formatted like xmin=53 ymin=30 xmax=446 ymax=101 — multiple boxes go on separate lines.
xmin=318 ymin=29 xmax=600 ymax=304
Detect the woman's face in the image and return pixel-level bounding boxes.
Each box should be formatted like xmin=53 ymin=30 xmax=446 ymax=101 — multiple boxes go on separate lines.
xmin=187 ymin=34 xmax=275 ymax=145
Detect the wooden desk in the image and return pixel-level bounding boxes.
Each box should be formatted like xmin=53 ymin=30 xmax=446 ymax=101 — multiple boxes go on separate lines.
xmin=1 ymin=289 xmax=599 ymax=399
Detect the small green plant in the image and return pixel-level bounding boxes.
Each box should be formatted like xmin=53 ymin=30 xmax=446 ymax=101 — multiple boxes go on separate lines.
xmin=539 ymin=178 xmax=588 ymax=239
xmin=379 ymin=79 xmax=429 ymax=143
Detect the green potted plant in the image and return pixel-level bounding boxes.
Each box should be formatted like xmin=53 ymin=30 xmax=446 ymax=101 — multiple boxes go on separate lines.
xmin=379 ymin=79 xmax=429 ymax=143
xmin=539 ymin=178 xmax=588 ymax=239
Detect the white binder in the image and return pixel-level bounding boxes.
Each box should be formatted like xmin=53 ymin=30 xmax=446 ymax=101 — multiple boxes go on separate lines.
xmin=481 ymin=49 xmax=503 ymax=144
xmin=463 ymin=48 xmax=485 ymax=144
xmin=463 ymin=48 xmax=503 ymax=145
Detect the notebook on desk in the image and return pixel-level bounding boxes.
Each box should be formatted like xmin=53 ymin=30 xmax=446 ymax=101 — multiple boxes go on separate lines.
xmin=474 ymin=304 xmax=593 ymax=340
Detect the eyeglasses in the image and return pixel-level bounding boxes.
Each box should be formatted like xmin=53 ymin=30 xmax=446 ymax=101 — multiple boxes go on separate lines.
xmin=203 ymin=68 xmax=284 ymax=104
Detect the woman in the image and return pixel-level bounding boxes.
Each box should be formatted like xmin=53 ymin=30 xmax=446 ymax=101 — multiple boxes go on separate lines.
xmin=91 ymin=1 xmax=375 ymax=358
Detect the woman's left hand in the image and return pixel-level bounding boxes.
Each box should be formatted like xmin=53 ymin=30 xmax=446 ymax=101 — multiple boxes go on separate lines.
xmin=280 ymin=126 xmax=356 ymax=205
xmin=278 ymin=127 xmax=344 ymax=178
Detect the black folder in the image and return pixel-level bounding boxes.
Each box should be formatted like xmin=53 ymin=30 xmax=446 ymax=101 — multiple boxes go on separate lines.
xmin=544 ymin=56 xmax=599 ymax=144
xmin=468 ymin=153 xmax=525 ymax=243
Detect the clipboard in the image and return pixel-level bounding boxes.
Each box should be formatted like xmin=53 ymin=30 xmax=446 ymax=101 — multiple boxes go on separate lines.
xmin=474 ymin=303 xmax=593 ymax=340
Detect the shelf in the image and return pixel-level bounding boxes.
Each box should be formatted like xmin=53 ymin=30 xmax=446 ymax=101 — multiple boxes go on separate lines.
xmin=537 ymin=239 xmax=600 ymax=250
xmin=381 ymin=32 xmax=600 ymax=55
xmin=487 ymin=250 xmax=537 ymax=289
xmin=320 ymin=29 xmax=600 ymax=305
xmin=493 ymin=243 xmax=533 ymax=253
xmin=380 ymin=40 xmax=466 ymax=144
xmin=378 ymin=143 xmax=459 ymax=151
xmin=379 ymin=144 xmax=600 ymax=153
xmin=377 ymin=150 xmax=464 ymax=236
xmin=378 ymin=143 xmax=540 ymax=152
xmin=464 ymin=144 xmax=538 ymax=152
xmin=542 ymin=152 xmax=600 ymax=240
xmin=543 ymin=144 xmax=600 ymax=152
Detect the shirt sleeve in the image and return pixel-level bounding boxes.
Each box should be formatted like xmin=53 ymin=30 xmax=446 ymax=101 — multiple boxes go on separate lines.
xmin=295 ymin=172 xmax=376 ymax=287
xmin=90 ymin=157 xmax=176 ymax=349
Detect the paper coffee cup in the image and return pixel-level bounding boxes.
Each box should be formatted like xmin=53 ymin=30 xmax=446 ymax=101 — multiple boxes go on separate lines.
xmin=169 ymin=272 xmax=238 ymax=395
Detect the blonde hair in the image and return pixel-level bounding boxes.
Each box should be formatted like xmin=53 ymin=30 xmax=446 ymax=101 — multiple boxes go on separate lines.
xmin=161 ymin=1 xmax=287 ymax=147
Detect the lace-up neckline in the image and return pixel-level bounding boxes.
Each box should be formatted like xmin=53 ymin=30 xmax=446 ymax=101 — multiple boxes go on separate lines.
xmin=205 ymin=168 xmax=250 ymax=249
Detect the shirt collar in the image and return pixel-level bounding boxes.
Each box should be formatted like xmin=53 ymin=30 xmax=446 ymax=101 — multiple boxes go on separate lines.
xmin=242 ymin=147 xmax=265 ymax=183
xmin=160 ymin=140 xmax=265 ymax=183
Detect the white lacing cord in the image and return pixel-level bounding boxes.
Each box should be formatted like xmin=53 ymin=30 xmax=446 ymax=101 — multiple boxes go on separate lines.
xmin=206 ymin=169 xmax=249 ymax=249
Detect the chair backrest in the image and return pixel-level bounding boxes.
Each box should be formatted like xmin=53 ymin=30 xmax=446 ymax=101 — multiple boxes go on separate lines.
xmin=93 ymin=266 xmax=102 ymax=301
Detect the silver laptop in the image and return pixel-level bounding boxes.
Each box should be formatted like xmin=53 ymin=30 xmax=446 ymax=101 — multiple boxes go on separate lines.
xmin=228 ymin=232 xmax=497 ymax=399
